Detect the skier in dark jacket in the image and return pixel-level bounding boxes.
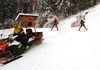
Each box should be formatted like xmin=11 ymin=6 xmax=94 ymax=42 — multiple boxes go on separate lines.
xmin=78 ymin=18 xmax=87 ymax=31
xmin=13 ymin=23 xmax=29 ymax=50
xmin=51 ymin=17 xmax=59 ymax=30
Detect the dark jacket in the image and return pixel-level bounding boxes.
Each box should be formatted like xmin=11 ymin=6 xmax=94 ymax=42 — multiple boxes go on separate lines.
xmin=52 ymin=19 xmax=59 ymax=25
xmin=80 ymin=20 xmax=85 ymax=25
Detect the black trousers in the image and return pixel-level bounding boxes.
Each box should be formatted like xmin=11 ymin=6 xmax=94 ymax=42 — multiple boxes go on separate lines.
xmin=16 ymin=35 xmax=28 ymax=47
xmin=80 ymin=24 xmax=86 ymax=28
xmin=52 ymin=24 xmax=57 ymax=27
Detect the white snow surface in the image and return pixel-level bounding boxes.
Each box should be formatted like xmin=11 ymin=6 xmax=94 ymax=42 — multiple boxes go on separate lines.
xmin=15 ymin=13 xmax=38 ymax=21
xmin=1 ymin=4 xmax=100 ymax=70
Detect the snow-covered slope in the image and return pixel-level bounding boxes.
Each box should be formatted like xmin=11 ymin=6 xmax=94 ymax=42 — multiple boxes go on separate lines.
xmin=1 ymin=4 xmax=100 ymax=70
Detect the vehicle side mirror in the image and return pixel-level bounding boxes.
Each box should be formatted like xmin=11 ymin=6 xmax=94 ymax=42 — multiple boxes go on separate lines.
xmin=0 ymin=34 xmax=2 ymax=36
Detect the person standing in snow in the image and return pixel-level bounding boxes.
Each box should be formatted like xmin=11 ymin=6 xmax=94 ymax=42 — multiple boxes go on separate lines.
xmin=51 ymin=17 xmax=59 ymax=30
xmin=78 ymin=18 xmax=87 ymax=31
xmin=13 ymin=23 xmax=29 ymax=50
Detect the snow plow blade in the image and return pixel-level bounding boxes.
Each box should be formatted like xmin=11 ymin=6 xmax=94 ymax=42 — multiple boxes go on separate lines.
xmin=0 ymin=56 xmax=23 ymax=65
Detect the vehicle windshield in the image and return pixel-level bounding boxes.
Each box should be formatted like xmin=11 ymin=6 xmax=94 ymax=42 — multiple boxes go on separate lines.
xmin=0 ymin=29 xmax=12 ymax=39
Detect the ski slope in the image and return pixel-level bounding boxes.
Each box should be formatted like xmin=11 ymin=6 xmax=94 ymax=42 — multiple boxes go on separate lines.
xmin=1 ymin=4 xmax=100 ymax=70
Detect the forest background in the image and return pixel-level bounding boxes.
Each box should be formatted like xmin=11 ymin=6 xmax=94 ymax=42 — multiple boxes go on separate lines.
xmin=0 ymin=0 xmax=99 ymax=29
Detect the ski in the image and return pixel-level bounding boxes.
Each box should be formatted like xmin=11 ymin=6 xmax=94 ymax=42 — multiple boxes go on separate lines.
xmin=50 ymin=29 xmax=59 ymax=31
xmin=79 ymin=30 xmax=87 ymax=32
xmin=1 ymin=56 xmax=23 ymax=65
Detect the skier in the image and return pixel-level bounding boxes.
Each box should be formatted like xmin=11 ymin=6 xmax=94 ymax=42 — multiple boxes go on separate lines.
xmin=78 ymin=18 xmax=87 ymax=31
xmin=51 ymin=17 xmax=59 ymax=30
xmin=13 ymin=23 xmax=29 ymax=50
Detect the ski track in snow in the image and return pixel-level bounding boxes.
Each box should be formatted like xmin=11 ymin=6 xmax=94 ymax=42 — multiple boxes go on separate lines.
xmin=1 ymin=4 xmax=100 ymax=70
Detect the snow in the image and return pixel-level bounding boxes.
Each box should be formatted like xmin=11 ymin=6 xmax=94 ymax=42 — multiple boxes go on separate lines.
xmin=1 ymin=4 xmax=100 ymax=70
xmin=15 ymin=13 xmax=38 ymax=21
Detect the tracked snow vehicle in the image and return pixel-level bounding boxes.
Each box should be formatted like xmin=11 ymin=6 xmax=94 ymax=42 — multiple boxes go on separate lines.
xmin=0 ymin=17 xmax=44 ymax=64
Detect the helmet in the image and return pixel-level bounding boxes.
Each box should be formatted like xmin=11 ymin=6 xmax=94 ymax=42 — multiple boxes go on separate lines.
xmin=13 ymin=23 xmax=18 ymax=25
xmin=55 ymin=17 xmax=57 ymax=19
xmin=13 ymin=23 xmax=18 ymax=27
xmin=81 ymin=18 xmax=83 ymax=20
